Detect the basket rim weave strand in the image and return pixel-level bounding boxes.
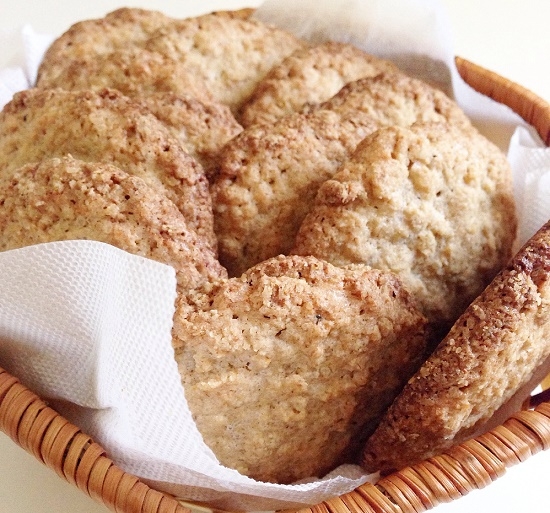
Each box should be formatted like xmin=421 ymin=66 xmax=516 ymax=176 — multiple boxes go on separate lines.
xmin=1 ymin=56 xmax=550 ymax=513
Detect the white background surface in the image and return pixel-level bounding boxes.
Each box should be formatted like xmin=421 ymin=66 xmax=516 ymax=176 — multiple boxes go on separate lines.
xmin=1 ymin=1 xmax=550 ymax=512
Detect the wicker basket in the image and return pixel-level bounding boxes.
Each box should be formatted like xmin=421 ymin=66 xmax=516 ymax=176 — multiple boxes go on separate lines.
xmin=1 ymin=56 xmax=550 ymax=513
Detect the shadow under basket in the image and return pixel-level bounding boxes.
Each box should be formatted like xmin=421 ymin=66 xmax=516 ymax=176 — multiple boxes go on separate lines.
xmin=2 ymin=56 xmax=550 ymax=513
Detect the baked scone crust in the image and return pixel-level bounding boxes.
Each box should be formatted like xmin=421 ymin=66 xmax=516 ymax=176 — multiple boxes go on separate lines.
xmin=293 ymin=123 xmax=517 ymax=333
xmin=141 ymin=12 xmax=305 ymax=113
xmin=38 ymin=7 xmax=305 ymax=115
xmin=213 ymin=71 xmax=479 ymax=278
xmin=362 ymin=220 xmax=550 ymax=473
xmin=0 ymin=156 xmax=226 ymax=291
xmin=173 ymin=255 xmax=428 ymax=483
xmin=137 ymin=92 xmax=243 ymax=180
xmin=37 ymin=47 xmax=216 ymax=103
xmin=312 ymin=72 xmax=473 ymax=130
xmin=239 ymin=41 xmax=398 ymax=127
xmin=211 ymin=109 xmax=379 ymax=276
xmin=0 ymin=88 xmax=216 ymax=249
xmin=37 ymin=7 xmax=174 ymax=77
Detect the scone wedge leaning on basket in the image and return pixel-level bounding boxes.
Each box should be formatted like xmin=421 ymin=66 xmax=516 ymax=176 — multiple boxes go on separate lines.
xmin=362 ymin=219 xmax=550 ymax=474
xmin=172 ymin=254 xmax=430 ymax=484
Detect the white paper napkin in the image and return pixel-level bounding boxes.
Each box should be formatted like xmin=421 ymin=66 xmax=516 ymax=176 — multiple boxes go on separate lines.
xmin=1 ymin=1 xmax=549 ymax=511
xmin=508 ymin=126 xmax=550 ymax=249
xmin=0 ymin=24 xmax=53 ymax=107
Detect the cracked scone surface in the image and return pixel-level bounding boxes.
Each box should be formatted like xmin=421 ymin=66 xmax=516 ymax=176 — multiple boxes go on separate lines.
xmin=37 ymin=47 xmax=217 ymax=103
xmin=0 ymin=87 xmax=216 ymax=249
xmin=239 ymin=41 xmax=398 ymax=127
xmin=37 ymin=7 xmax=305 ymax=115
xmin=362 ymin=220 xmax=550 ymax=473
xmin=0 ymin=156 xmax=226 ymax=291
xmin=211 ymin=109 xmax=379 ymax=276
xmin=141 ymin=12 xmax=305 ymax=113
xmin=172 ymin=255 xmax=428 ymax=484
xmin=313 ymin=72 xmax=473 ymax=130
xmin=293 ymin=123 xmax=517 ymax=333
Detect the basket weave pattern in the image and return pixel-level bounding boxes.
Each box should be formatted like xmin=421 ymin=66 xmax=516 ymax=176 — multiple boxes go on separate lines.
xmin=1 ymin=57 xmax=550 ymax=513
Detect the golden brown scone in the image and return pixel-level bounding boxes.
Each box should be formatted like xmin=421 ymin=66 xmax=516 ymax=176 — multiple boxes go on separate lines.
xmin=362 ymin=220 xmax=550 ymax=474
xmin=142 ymin=12 xmax=305 ymax=113
xmin=312 ymin=72 xmax=473 ymax=131
xmin=239 ymin=41 xmax=399 ymax=127
xmin=37 ymin=8 xmax=304 ymax=114
xmin=138 ymin=93 xmax=243 ymax=180
xmin=172 ymin=255 xmax=428 ymax=484
xmin=212 ymin=71 xmax=477 ymax=278
xmin=211 ymin=109 xmax=380 ymax=277
xmin=37 ymin=47 xmax=214 ymax=103
xmin=0 ymin=156 xmax=226 ymax=291
xmin=293 ymin=123 xmax=517 ymax=335
xmin=0 ymin=88 xmax=216 ymax=250
xmin=37 ymin=7 xmax=174 ymax=83
xmin=37 ymin=44 xmax=243 ymax=181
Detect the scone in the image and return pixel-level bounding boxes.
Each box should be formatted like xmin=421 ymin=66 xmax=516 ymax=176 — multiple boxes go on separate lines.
xmin=36 ymin=7 xmax=174 ymax=75
xmin=172 ymin=255 xmax=428 ymax=484
xmin=37 ymin=47 xmax=217 ymax=103
xmin=37 ymin=8 xmax=305 ymax=115
xmin=362 ymin=220 xmax=550 ymax=473
xmin=211 ymin=108 xmax=379 ymax=276
xmin=311 ymin=71 xmax=473 ymax=131
xmin=0 ymin=156 xmax=226 ymax=292
xmin=141 ymin=11 xmax=305 ymax=113
xmin=293 ymin=123 xmax=517 ymax=334
xmin=0 ymin=88 xmax=216 ymax=250
xmin=239 ymin=41 xmax=399 ymax=127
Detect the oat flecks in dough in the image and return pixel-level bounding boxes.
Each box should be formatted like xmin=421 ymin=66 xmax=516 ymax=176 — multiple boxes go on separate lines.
xmin=362 ymin=220 xmax=550 ymax=473
xmin=213 ymin=71 xmax=477 ymax=278
xmin=38 ymin=47 xmax=215 ymax=103
xmin=138 ymin=92 xmax=243 ymax=180
xmin=37 ymin=8 xmax=305 ymax=114
xmin=313 ymin=71 xmax=473 ymax=131
xmin=239 ymin=41 xmax=399 ymax=127
xmin=37 ymin=7 xmax=175 ymax=71
xmin=293 ymin=123 xmax=517 ymax=334
xmin=173 ymin=255 xmax=428 ymax=484
xmin=211 ymin=109 xmax=379 ymax=277
xmin=38 ymin=55 xmax=243 ymax=181
xmin=0 ymin=156 xmax=226 ymax=292
xmin=0 ymin=87 xmax=216 ymax=250
xmin=142 ymin=12 xmax=305 ymax=113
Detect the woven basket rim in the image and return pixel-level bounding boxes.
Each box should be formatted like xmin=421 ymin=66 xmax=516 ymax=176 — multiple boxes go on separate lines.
xmin=1 ymin=56 xmax=550 ymax=513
